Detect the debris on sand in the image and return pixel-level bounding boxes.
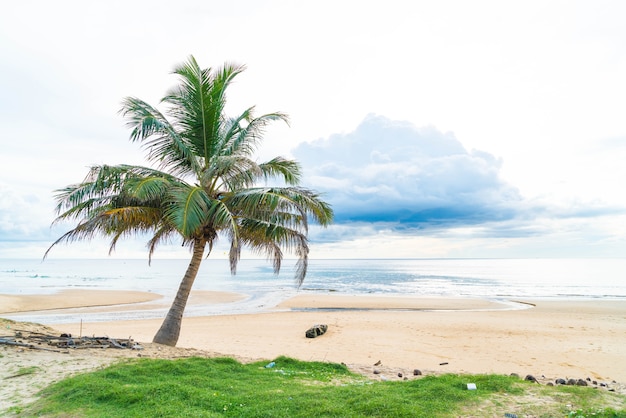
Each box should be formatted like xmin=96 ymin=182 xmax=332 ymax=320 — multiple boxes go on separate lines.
xmin=0 ymin=329 xmax=143 ymax=352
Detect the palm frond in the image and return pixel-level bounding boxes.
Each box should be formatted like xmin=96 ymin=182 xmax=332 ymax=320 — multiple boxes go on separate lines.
xmin=259 ymin=157 xmax=301 ymax=185
xmin=226 ymin=187 xmax=333 ymax=232
xmin=120 ymin=97 xmax=200 ymax=176
xmin=52 ymin=165 xmax=178 ymax=222
xmin=205 ymin=155 xmax=262 ymax=191
xmin=146 ymin=225 xmax=181 ymax=264
xmin=166 ymin=186 xmax=211 ymax=236
xmin=228 ymin=237 xmax=242 ymax=274
xmin=125 ymin=176 xmax=171 ymax=201
xmin=237 ymin=219 xmax=309 ymax=285
xmin=220 ymin=110 xmax=289 ymax=159
xmin=271 ymin=187 xmax=334 ymax=227
xmin=53 ymin=165 xmax=122 ymax=213
xmin=219 ymin=108 xmax=255 ymax=156
xmin=44 ymin=206 xmax=163 ymax=259
xmin=165 ymin=185 xmax=237 ymax=239
xmin=164 ymin=58 xmax=246 ymax=167
xmin=102 ymin=206 xmax=164 ymax=230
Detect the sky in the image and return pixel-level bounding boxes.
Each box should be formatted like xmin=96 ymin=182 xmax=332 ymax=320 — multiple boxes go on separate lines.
xmin=1 ymin=0 xmax=625 ymax=259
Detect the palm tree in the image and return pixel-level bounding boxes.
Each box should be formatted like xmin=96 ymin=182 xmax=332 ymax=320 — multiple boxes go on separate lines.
xmin=45 ymin=56 xmax=333 ymax=346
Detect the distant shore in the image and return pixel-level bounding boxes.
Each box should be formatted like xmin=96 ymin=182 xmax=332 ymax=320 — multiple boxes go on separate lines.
xmin=1 ymin=290 xmax=625 ymax=383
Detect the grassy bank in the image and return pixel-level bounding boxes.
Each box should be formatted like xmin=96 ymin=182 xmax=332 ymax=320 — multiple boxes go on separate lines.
xmin=12 ymin=356 xmax=626 ymax=417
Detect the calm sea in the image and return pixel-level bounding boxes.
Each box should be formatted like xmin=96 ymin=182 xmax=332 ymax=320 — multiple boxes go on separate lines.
xmin=1 ymin=258 xmax=624 ymax=323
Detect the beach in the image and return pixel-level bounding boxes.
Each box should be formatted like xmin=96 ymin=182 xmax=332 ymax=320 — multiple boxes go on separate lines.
xmin=2 ymin=289 xmax=625 ymax=384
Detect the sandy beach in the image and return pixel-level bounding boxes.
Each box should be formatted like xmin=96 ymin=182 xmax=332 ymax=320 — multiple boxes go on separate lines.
xmin=2 ymin=290 xmax=625 ymax=384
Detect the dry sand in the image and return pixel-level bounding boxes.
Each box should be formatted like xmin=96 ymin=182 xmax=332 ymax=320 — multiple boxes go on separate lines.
xmin=1 ymin=290 xmax=625 ymax=413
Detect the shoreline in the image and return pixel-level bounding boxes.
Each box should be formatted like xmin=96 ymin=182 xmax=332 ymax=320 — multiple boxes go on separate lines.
xmin=1 ymin=290 xmax=625 ymax=383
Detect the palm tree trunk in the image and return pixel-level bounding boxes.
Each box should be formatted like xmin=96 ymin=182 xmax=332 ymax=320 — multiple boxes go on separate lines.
xmin=152 ymin=239 xmax=206 ymax=346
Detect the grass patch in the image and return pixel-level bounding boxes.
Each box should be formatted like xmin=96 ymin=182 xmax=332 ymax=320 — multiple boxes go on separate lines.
xmin=21 ymin=356 xmax=626 ymax=417
xmin=5 ymin=366 xmax=40 ymax=379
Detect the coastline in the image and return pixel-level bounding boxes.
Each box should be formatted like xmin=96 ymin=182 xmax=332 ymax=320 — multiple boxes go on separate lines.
xmin=1 ymin=290 xmax=625 ymax=383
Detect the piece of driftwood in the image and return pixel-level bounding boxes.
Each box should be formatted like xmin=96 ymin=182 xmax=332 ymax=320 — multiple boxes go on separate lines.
xmin=0 ymin=338 xmax=65 ymax=353
xmin=0 ymin=338 xmax=33 ymax=348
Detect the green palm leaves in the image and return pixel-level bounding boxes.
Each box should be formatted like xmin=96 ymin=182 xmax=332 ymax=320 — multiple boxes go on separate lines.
xmin=47 ymin=55 xmax=332 ymax=292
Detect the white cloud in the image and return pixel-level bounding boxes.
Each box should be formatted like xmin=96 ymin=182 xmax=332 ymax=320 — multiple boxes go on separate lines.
xmin=0 ymin=183 xmax=53 ymax=241
xmin=295 ymin=114 xmax=521 ymax=225
xmin=294 ymin=114 xmax=626 ymax=258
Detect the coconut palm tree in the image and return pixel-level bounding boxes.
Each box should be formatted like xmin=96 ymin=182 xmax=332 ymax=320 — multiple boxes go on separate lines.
xmin=45 ymin=56 xmax=333 ymax=346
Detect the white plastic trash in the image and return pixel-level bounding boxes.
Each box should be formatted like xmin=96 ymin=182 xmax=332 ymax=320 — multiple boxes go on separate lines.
xmin=466 ymin=383 xmax=477 ymax=390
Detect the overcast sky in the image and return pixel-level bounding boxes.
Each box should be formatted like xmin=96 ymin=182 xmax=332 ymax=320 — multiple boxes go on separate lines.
xmin=1 ymin=0 xmax=625 ymax=259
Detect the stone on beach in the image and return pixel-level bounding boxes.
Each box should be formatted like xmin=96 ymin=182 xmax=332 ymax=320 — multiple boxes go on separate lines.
xmin=305 ymin=324 xmax=328 ymax=338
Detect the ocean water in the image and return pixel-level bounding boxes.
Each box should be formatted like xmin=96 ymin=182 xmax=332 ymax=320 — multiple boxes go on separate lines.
xmin=1 ymin=258 xmax=624 ymax=323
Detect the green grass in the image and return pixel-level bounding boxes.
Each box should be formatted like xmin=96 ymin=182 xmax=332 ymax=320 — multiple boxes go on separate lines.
xmin=6 ymin=366 xmax=40 ymax=379
xmin=19 ymin=356 xmax=626 ymax=417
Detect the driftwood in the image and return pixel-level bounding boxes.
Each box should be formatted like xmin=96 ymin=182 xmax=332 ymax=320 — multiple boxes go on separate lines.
xmin=0 ymin=329 xmax=143 ymax=351
xmin=0 ymin=338 xmax=66 ymax=353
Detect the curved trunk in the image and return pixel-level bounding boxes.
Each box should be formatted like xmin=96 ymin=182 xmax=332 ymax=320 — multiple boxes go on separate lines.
xmin=152 ymin=239 xmax=206 ymax=346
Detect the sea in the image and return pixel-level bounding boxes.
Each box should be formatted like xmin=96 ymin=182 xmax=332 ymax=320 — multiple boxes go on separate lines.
xmin=1 ymin=258 xmax=625 ymax=324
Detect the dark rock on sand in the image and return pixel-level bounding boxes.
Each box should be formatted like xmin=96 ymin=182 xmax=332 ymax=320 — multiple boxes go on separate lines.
xmin=555 ymin=378 xmax=567 ymax=385
xmin=413 ymin=369 xmax=422 ymax=376
xmin=524 ymin=375 xmax=538 ymax=382
xmin=305 ymin=324 xmax=328 ymax=338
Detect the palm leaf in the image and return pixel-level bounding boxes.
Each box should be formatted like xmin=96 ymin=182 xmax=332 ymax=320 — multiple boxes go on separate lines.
xmin=259 ymin=157 xmax=301 ymax=185
xmin=237 ymin=219 xmax=309 ymax=285
xmin=166 ymin=186 xmax=211 ymax=236
xmin=125 ymin=176 xmax=171 ymax=201
xmin=206 ymin=155 xmax=262 ymax=191
xmin=44 ymin=206 xmax=163 ymax=259
xmin=164 ymin=58 xmax=246 ymax=167
xmin=120 ymin=97 xmax=200 ymax=176
xmin=220 ymin=110 xmax=289 ymax=159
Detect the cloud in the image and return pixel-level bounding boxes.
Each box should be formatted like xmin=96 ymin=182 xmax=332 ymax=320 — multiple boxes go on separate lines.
xmin=294 ymin=115 xmax=626 ymax=258
xmin=294 ymin=114 xmax=522 ymax=229
xmin=0 ymin=183 xmax=55 ymax=242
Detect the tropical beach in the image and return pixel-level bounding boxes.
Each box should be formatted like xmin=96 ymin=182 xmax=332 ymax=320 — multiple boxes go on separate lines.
xmin=3 ymin=1 xmax=626 ymax=415
xmin=2 ymin=289 xmax=625 ymax=384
